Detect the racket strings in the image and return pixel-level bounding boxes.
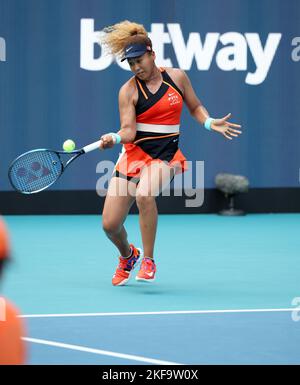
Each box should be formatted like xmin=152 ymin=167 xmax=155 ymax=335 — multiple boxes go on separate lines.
xmin=9 ymin=151 xmax=62 ymax=193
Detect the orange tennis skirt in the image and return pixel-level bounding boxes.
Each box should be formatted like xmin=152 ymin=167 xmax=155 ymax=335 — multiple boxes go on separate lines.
xmin=114 ymin=133 xmax=188 ymax=182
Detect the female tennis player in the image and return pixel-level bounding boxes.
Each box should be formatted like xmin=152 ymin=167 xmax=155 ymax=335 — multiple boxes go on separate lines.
xmin=99 ymin=21 xmax=242 ymax=286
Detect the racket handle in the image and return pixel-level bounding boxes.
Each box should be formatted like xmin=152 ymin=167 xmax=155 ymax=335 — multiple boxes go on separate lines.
xmin=82 ymin=140 xmax=103 ymax=153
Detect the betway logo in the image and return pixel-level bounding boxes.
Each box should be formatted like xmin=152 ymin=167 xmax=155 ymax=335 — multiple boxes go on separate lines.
xmin=80 ymin=20 xmax=282 ymax=85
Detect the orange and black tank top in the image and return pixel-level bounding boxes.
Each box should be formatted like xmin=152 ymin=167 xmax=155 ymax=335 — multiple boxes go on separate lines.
xmin=133 ymin=68 xmax=184 ymax=161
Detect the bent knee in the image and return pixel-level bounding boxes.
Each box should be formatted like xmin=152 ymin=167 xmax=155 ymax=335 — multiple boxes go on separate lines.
xmin=135 ymin=194 xmax=156 ymax=211
xmin=102 ymin=217 xmax=122 ymax=235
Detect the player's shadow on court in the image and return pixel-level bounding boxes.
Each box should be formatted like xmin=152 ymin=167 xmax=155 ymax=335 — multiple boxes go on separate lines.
xmin=122 ymin=282 xmax=198 ymax=297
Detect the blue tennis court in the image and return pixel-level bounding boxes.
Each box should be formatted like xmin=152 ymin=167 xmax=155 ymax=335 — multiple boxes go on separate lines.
xmin=3 ymin=214 xmax=300 ymax=365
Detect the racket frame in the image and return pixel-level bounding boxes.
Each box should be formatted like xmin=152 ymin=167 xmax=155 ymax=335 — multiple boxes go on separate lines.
xmin=8 ymin=139 xmax=102 ymax=194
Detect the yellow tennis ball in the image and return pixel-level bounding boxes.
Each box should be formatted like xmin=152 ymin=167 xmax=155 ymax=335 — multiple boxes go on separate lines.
xmin=63 ymin=139 xmax=76 ymax=152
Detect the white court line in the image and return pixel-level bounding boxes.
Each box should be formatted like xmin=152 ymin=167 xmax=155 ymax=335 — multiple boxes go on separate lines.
xmin=22 ymin=337 xmax=182 ymax=365
xmin=20 ymin=308 xmax=295 ymax=318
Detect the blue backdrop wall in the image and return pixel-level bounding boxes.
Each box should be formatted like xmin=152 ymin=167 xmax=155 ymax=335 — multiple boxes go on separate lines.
xmin=1 ymin=0 xmax=299 ymax=191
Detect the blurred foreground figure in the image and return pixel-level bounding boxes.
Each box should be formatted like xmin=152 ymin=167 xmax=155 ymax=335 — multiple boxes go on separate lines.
xmin=0 ymin=217 xmax=26 ymax=365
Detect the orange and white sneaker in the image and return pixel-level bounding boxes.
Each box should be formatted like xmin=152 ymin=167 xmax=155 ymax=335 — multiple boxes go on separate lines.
xmin=136 ymin=257 xmax=156 ymax=282
xmin=112 ymin=244 xmax=143 ymax=286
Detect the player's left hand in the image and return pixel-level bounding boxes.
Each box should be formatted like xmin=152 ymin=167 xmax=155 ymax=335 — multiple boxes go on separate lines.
xmin=211 ymin=113 xmax=242 ymax=140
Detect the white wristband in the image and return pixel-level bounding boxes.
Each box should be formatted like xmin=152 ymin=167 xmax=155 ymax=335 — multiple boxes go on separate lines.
xmin=204 ymin=117 xmax=215 ymax=131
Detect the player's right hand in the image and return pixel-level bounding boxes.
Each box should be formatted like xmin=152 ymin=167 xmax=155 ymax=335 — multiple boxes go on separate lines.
xmin=99 ymin=134 xmax=116 ymax=150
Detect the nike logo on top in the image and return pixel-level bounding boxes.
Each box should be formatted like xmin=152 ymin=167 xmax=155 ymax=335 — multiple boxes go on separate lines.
xmin=146 ymin=272 xmax=154 ymax=277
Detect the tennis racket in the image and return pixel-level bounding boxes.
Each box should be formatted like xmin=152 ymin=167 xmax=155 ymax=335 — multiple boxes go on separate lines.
xmin=8 ymin=140 xmax=103 ymax=194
